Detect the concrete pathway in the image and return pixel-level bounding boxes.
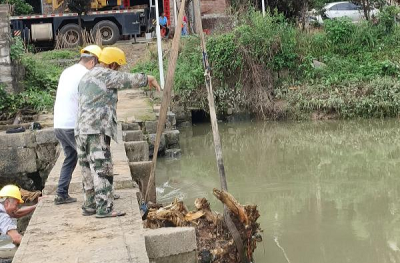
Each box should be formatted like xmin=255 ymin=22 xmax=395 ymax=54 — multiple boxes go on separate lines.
xmin=12 ymin=89 xmax=156 ymax=263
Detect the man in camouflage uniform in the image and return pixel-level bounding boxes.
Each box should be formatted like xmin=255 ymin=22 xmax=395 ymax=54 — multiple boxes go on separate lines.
xmin=75 ymin=47 xmax=160 ymax=218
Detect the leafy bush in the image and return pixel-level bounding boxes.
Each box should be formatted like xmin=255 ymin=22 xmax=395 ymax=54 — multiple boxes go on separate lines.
xmin=1 ymin=45 xmax=63 ymax=117
xmin=0 ymin=0 xmax=33 ymax=15
xmin=9 ymin=37 xmax=25 ymax=61
xmin=378 ymin=5 xmax=400 ymax=33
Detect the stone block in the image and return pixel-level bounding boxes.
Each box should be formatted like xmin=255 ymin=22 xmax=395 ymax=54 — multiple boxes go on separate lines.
xmin=123 ymin=130 xmax=143 ymax=142
xmin=144 ymin=121 xmax=158 ymax=134
xmin=145 ymin=227 xmax=197 ymax=259
xmin=147 ymin=133 xmax=166 ymax=156
xmin=0 ymin=56 xmax=10 ymax=64
xmin=163 ymin=130 xmax=180 ymax=148
xmin=0 ymin=132 xmax=35 ymax=148
xmin=128 ymin=161 xmax=152 ymax=194
xmin=0 ymin=65 xmax=11 ymax=74
xmin=0 ymin=148 xmax=37 ymax=174
xmin=124 ymin=141 xmax=149 ymax=162
xmin=149 ymin=251 xmax=197 ymax=263
xmin=128 ymin=161 xmax=152 ymax=180
xmin=165 ymin=148 xmax=181 ymax=159
xmin=35 ymin=143 xmax=59 ymax=171
xmin=156 ymin=112 xmax=176 ymax=130
xmin=122 ymin=122 xmax=140 ymax=131
xmin=35 ymin=128 xmax=57 ymax=144
xmin=0 ymin=46 xmax=9 ymax=57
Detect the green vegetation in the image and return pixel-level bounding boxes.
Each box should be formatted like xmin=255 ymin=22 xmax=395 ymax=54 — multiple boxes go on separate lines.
xmin=1 ymin=40 xmax=73 ymax=118
xmin=0 ymin=0 xmax=33 ymax=15
xmin=133 ymin=6 xmax=400 ymax=120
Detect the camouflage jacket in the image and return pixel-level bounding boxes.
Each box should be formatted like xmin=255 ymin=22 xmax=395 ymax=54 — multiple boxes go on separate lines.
xmin=75 ymin=65 xmax=148 ymax=142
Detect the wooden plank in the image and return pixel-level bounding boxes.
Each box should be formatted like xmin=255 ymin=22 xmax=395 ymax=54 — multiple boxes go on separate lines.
xmin=145 ymin=0 xmax=186 ymax=203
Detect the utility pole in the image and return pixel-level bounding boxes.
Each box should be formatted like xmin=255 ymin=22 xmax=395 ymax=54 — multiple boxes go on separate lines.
xmin=154 ymin=0 xmax=165 ymax=90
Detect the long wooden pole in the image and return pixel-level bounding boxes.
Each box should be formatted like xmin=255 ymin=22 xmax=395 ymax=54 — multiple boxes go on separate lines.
xmin=192 ymin=1 xmax=247 ymax=262
xmin=145 ymin=0 xmax=186 ymax=203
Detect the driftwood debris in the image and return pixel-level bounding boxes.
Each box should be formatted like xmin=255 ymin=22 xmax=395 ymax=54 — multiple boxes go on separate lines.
xmin=145 ymin=189 xmax=262 ymax=262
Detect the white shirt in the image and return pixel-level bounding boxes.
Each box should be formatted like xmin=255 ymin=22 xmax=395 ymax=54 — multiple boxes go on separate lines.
xmin=54 ymin=63 xmax=89 ymax=129
xmin=0 ymin=204 xmax=16 ymax=235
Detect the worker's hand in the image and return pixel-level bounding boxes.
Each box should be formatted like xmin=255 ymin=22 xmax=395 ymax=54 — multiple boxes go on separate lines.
xmin=147 ymin=75 xmax=161 ymax=92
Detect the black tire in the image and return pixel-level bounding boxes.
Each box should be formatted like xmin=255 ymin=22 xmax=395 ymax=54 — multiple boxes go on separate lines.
xmin=93 ymin=20 xmax=120 ymax=45
xmin=59 ymin=23 xmax=81 ymax=47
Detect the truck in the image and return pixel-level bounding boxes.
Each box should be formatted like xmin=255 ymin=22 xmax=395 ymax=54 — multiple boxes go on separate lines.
xmin=9 ymin=0 xmax=163 ymax=47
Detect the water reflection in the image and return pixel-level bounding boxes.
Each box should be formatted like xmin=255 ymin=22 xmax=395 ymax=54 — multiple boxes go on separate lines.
xmin=156 ymin=119 xmax=400 ymax=263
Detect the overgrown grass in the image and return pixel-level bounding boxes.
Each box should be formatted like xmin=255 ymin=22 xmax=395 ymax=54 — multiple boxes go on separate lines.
xmin=132 ymin=6 xmax=400 ymax=120
xmin=0 ymin=38 xmax=64 ymax=118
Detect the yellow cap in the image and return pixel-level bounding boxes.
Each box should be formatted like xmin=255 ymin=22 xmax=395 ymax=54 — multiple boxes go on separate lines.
xmin=99 ymin=47 xmax=126 ymax=66
xmin=80 ymin=45 xmax=102 ymax=58
xmin=0 ymin=185 xmax=24 ymax=204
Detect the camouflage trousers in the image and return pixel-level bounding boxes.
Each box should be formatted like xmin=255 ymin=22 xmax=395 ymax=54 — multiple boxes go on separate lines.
xmin=75 ymin=134 xmax=114 ymax=215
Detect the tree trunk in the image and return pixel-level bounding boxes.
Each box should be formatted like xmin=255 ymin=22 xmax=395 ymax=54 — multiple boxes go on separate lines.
xmin=301 ymin=0 xmax=308 ymax=31
xmin=362 ymin=0 xmax=370 ymax=20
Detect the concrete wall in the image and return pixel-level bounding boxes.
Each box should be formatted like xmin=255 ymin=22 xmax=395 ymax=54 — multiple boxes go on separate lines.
xmin=0 ymin=4 xmax=12 ymax=93
xmin=0 ymin=129 xmax=59 ymax=190
xmin=144 ymin=227 xmax=197 ymax=263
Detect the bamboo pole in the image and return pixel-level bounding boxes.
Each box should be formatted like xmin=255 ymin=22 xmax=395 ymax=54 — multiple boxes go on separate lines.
xmin=192 ymin=0 xmax=247 ymax=262
xmin=144 ymin=0 xmax=186 ymax=203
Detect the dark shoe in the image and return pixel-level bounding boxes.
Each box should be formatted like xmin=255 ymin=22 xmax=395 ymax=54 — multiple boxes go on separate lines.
xmin=95 ymin=211 xmax=126 ymax=218
xmin=6 ymin=127 xmax=25 ymax=134
xmin=54 ymin=195 xmax=77 ymax=205
xmin=82 ymin=207 xmax=96 ymax=216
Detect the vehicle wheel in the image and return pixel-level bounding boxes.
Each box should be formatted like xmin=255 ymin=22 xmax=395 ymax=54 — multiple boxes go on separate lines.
xmin=59 ymin=24 xmax=81 ymax=47
xmin=93 ymin=20 xmax=120 ymax=45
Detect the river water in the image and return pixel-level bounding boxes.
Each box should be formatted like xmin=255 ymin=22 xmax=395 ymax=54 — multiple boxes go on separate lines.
xmin=155 ymin=119 xmax=400 ymax=263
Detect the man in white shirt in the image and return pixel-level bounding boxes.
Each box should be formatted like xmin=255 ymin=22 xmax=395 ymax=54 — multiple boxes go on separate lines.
xmin=0 ymin=185 xmax=37 ymax=245
xmin=53 ymin=45 xmax=102 ymax=205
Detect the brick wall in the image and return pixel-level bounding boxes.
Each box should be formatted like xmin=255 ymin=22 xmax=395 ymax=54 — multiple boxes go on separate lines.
xmin=0 ymin=4 xmax=13 ymax=93
xmin=200 ymin=0 xmax=227 ymax=15
xmin=169 ymin=0 xmax=227 ymax=32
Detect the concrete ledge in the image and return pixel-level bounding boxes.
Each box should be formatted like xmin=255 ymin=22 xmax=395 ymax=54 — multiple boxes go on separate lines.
xmin=144 ymin=227 xmax=197 ymax=260
xmin=0 ymin=148 xmax=37 ymax=174
xmin=35 ymin=128 xmax=57 ymax=144
xmin=0 ymin=132 xmax=35 ymax=148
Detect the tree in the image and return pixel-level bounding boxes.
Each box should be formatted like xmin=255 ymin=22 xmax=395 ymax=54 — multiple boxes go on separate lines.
xmin=67 ymin=0 xmax=91 ymax=45
xmin=352 ymin=0 xmax=385 ymax=20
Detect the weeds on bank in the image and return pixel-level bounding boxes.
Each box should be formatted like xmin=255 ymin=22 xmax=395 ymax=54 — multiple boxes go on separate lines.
xmin=1 ymin=37 xmax=61 ymax=118
xmin=131 ymin=6 xmax=400 ymax=119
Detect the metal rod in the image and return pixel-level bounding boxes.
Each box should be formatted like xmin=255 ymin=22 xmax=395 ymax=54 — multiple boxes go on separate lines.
xmin=155 ymin=0 xmax=165 ymax=90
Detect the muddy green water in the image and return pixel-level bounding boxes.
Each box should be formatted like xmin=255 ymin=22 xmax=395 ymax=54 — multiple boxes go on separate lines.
xmin=156 ymin=119 xmax=400 ymax=263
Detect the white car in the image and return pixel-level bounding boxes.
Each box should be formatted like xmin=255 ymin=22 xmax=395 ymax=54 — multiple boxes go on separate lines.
xmin=313 ymin=1 xmax=379 ymax=23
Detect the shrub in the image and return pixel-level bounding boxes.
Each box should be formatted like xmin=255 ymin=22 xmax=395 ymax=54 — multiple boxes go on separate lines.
xmin=0 ymin=0 xmax=33 ymax=15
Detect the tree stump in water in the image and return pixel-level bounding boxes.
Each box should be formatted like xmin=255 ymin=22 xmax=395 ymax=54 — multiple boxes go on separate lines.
xmin=144 ymin=189 xmax=262 ymax=262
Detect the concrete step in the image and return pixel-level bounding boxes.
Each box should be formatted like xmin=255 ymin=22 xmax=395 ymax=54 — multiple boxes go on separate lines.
xmin=123 ymin=130 xmax=144 ymax=142
xmin=121 ymin=122 xmax=141 ymax=131
xmin=125 ymin=141 xmax=149 ymax=162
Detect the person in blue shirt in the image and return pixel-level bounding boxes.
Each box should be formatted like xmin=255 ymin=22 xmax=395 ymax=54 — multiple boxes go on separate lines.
xmin=159 ymin=12 xmax=169 ymax=38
